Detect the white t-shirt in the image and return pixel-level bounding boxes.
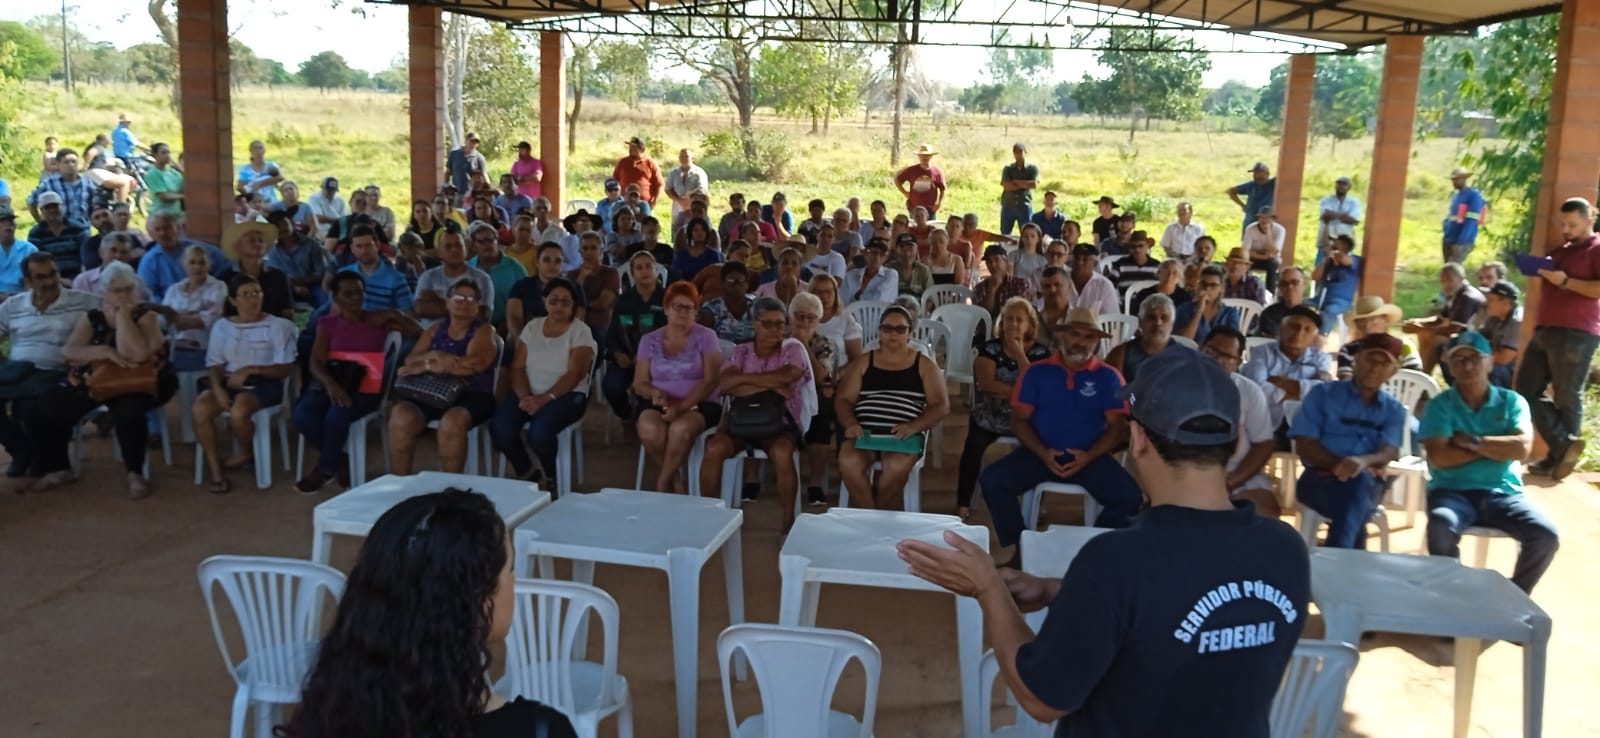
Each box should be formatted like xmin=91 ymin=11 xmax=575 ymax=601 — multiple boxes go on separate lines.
xmin=817 ymin=310 xmax=863 ymax=350
xmin=205 ymin=315 xmax=298 ymax=373
xmin=1227 ymin=372 xmax=1276 ymax=494
xmin=519 ymin=317 xmax=597 ymax=395
xmin=805 ymin=250 xmax=848 ymax=279
xmin=1241 ymin=221 xmax=1287 ymax=260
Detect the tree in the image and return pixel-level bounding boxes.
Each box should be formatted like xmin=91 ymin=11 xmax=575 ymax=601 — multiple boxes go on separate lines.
xmin=565 ymin=35 xmax=596 ymax=157
xmin=230 ymin=39 xmax=273 ymax=89
xmin=592 ymin=39 xmax=652 ymax=110
xmin=125 ymin=43 xmax=175 ymax=85
xmin=372 ymin=61 xmax=408 ymax=93
xmin=986 ymin=44 xmax=1052 ymax=87
xmin=1203 ymin=79 xmax=1259 ymax=117
xmin=299 ymin=51 xmax=354 ymax=90
xmin=660 ymin=24 xmax=767 ymax=159
xmin=1073 ymin=29 xmax=1211 ymax=141
xmin=458 ymin=24 xmax=535 ymax=153
xmin=25 ymin=14 xmax=92 ymax=84
xmin=1255 ymin=55 xmax=1378 ymax=148
xmin=0 ymin=21 xmax=53 ymax=80
xmin=0 ymin=42 xmax=30 ymax=185
xmin=855 ymin=0 xmax=954 ymax=165
xmin=660 ymin=78 xmax=720 ymax=106
xmin=1052 ymin=80 xmax=1078 ymax=115
xmin=1456 ymin=15 xmax=1560 ymax=253
xmin=958 ymin=83 xmax=1007 ymax=116
xmin=753 ymin=41 xmax=869 ymax=133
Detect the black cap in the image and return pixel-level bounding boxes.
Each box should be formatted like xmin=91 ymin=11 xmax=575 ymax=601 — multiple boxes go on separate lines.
xmin=1072 ymin=242 xmax=1099 ymax=258
xmin=1283 ymin=304 xmax=1322 ymax=326
xmin=1121 ymin=350 xmax=1240 ymax=446
xmin=1487 ymin=281 xmax=1522 ymax=301
xmin=895 ymin=233 xmax=919 ymax=247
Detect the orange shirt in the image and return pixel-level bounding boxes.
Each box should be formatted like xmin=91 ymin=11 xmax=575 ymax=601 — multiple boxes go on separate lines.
xmin=612 ymin=156 xmax=664 ymax=205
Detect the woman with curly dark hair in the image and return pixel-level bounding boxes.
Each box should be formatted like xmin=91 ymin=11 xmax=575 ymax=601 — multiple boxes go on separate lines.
xmin=279 ymin=489 xmax=579 ymax=738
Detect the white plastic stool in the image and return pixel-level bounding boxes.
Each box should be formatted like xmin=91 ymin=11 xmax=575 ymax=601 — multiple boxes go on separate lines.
xmin=1021 ymin=483 xmax=1101 ymax=530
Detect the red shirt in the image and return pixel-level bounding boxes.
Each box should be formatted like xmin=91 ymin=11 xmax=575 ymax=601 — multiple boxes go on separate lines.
xmin=612 ymin=156 xmax=664 ymax=205
xmin=1542 ymin=233 xmax=1600 ymax=335
xmin=895 ymin=165 xmax=946 ymax=213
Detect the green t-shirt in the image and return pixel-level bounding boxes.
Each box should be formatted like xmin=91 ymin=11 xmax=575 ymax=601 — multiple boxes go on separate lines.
xmin=1420 ymin=385 xmax=1530 ymax=496
xmin=1001 ymin=162 xmax=1039 ymax=209
xmin=144 ymin=166 xmax=185 ymax=217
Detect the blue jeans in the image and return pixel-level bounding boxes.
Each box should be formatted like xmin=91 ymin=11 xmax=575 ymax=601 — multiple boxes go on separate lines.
xmin=1515 ymin=326 xmax=1600 ymax=462
xmin=489 ymin=391 xmax=588 ymax=484
xmin=1000 ymin=205 xmax=1032 ymax=236
xmin=1319 ymin=300 xmax=1351 ymax=335
xmin=293 ymin=390 xmax=382 ymax=474
xmin=1296 ymin=469 xmax=1381 ymax=549
xmin=1427 ymin=489 xmax=1559 ymax=593
xmin=979 ymin=448 xmax=1142 ymax=547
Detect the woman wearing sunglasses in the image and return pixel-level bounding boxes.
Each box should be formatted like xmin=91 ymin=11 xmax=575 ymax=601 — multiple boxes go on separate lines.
xmin=834 ymin=306 xmax=949 ymax=510
xmin=387 ymin=280 xmax=498 ymax=475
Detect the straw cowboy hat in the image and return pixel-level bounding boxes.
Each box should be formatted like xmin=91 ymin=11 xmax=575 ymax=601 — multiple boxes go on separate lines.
xmin=777 ymin=233 xmax=816 ymax=261
xmin=915 ymin=143 xmax=938 ymax=157
xmin=1346 ymin=295 xmax=1403 ymax=325
xmin=1049 ymin=306 xmax=1111 ymax=338
xmin=221 ymin=220 xmax=276 ymax=262
xmin=1449 ymin=166 xmax=1473 ymax=179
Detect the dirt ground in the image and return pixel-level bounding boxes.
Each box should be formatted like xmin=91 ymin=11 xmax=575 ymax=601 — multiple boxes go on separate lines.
xmin=1 ymin=402 xmax=1596 ymax=738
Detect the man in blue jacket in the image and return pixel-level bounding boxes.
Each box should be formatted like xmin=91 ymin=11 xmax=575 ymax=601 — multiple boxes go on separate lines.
xmin=1442 ymin=166 xmax=1487 ymax=264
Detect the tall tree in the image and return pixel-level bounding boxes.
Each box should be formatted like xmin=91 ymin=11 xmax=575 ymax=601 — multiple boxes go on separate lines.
xmin=125 ymin=43 xmax=175 ymax=85
xmin=565 ymin=34 xmax=596 ymax=156
xmin=593 ymin=39 xmax=652 ymax=110
xmin=1203 ymin=79 xmax=1259 ymax=117
xmin=753 ymin=41 xmax=868 ymax=133
xmin=458 ymin=24 xmax=535 ymax=153
xmin=855 ymin=0 xmax=953 ymax=165
xmin=1456 ymin=15 xmax=1560 ymax=251
xmin=299 ymin=50 xmax=354 ymax=90
xmin=660 ymin=24 xmax=767 ymax=159
xmin=1073 ymin=29 xmax=1211 ymax=141
xmin=1255 ymin=54 xmax=1378 ymax=148
xmin=0 ymin=22 xmax=53 ymax=81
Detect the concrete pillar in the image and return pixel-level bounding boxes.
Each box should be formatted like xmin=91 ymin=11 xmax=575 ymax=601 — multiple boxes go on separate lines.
xmin=176 ymin=0 xmax=232 ymax=244
xmin=409 ymin=7 xmax=446 ymax=207
xmin=1359 ymin=35 xmax=1424 ymax=301
xmin=540 ymin=31 xmax=567 ymax=213
xmin=1276 ymin=54 xmax=1316 ymax=266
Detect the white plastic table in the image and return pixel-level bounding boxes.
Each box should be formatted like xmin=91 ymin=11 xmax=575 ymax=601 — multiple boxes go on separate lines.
xmin=1020 ymin=525 xmax=1108 ymax=580
xmin=778 ymin=508 xmax=988 ymax=738
xmin=512 ymin=488 xmax=744 ymax=738
xmin=1310 ymin=548 xmax=1551 ymax=738
xmin=311 ymin=471 xmax=551 ymax=565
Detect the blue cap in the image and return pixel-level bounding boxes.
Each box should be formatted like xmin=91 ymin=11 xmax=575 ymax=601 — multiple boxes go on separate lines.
xmin=1448 ymin=330 xmax=1491 ymax=357
xmin=604 ymin=178 xmax=620 ymax=191
xmin=1121 ymin=350 xmax=1239 ymax=446
xmin=0 ymin=177 xmax=10 ymax=199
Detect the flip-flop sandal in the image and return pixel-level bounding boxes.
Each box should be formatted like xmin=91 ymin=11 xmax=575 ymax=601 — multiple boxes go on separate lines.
xmin=222 ymin=456 xmax=253 ymax=471
xmin=208 ymin=478 xmax=233 ymax=495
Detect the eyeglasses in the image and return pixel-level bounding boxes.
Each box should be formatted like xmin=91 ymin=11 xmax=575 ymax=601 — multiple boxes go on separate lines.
xmin=758 ymin=319 xmax=788 ymax=329
xmin=1201 ymin=281 xmax=1223 ymax=290
xmin=1447 ymin=351 xmax=1485 ymax=366
xmin=879 ymin=324 xmax=911 ymax=334
xmin=1279 ymin=279 xmax=1304 ymax=287
xmin=1202 ymin=345 xmax=1241 ymax=362
xmin=668 ymin=303 xmax=697 ymax=313
xmin=450 ymin=294 xmax=480 ymax=303
xmin=792 ymin=312 xmax=820 ymax=322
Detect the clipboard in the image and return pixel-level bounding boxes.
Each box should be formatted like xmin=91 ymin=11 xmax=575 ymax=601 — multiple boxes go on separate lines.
xmin=1514 ymin=254 xmax=1555 ymax=277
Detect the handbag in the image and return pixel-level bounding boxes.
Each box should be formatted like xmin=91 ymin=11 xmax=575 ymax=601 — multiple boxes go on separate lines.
xmin=87 ymin=361 xmax=160 ymax=402
xmin=391 ymin=372 xmax=467 ymax=411
xmin=725 ymin=389 xmax=790 ymax=441
xmin=321 ymin=359 xmax=368 ymax=395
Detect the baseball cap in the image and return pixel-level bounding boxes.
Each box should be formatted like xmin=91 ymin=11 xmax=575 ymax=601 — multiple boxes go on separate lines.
xmin=1283 ymin=304 xmax=1321 ymax=326
xmin=1447 ymin=330 xmax=1491 ymax=357
xmin=466 ymin=132 xmax=480 ymax=141
xmin=1487 ymin=281 xmax=1522 ymax=301
xmin=604 ymin=178 xmax=620 ymax=191
xmin=516 ymin=140 xmax=531 ymax=150
xmin=983 ymin=244 xmax=1009 ymax=260
xmin=1071 ymin=242 xmax=1099 ymax=258
xmin=1043 ymin=190 xmax=1058 ymax=198
xmin=1249 ymin=162 xmax=1270 ymax=173
xmin=625 ymin=136 xmax=645 ymax=148
xmin=322 ymin=177 xmax=339 ymax=191
xmin=865 ymin=238 xmax=890 ymax=253
xmin=36 ymin=192 xmax=63 ymax=208
xmin=1350 ymin=332 xmax=1405 ymax=361
xmin=894 ymin=233 xmax=919 ymax=247
xmin=1121 ymin=350 xmax=1240 ymax=446
xmin=1335 ymin=176 xmax=1352 ymax=185
xmin=0 ymin=179 xmax=10 ymax=199
xmin=0 ymin=207 xmax=15 ymax=221
xmin=1118 ymin=211 xmax=1137 ymax=221
xmin=1256 ymin=206 xmax=1276 ymax=217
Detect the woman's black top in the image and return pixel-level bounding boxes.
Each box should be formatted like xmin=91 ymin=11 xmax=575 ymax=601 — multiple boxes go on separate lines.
xmin=472 ymin=698 xmax=579 ymax=738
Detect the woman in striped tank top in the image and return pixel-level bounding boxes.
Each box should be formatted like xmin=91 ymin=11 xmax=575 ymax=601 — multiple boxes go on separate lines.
xmin=834 ymin=305 xmax=949 ymax=509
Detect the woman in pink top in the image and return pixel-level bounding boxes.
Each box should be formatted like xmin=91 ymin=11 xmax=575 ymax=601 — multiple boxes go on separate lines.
xmin=698 ymin=296 xmax=816 ymax=531
xmin=633 ymin=281 xmax=724 ymax=493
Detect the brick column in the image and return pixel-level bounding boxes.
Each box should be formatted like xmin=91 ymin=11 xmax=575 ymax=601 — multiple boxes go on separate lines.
xmin=540 ymin=31 xmax=566 ymax=213
xmin=176 ymin=0 xmax=232 ymax=244
xmin=1276 ymin=54 xmax=1316 ymax=266
xmin=409 ymin=7 xmax=446 ymax=206
xmin=1360 ymin=35 xmax=1424 ymax=300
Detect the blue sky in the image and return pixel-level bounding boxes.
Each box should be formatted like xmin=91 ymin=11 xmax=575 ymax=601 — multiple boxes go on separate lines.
xmin=4 ymin=0 xmax=1295 ymax=88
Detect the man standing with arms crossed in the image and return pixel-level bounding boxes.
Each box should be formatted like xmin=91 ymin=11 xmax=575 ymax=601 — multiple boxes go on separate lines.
xmin=664 ymin=148 xmax=710 ymax=230
xmin=900 ymin=349 xmax=1308 ymax=737
xmin=1519 ymin=197 xmax=1600 ymax=480
xmin=895 ymin=144 xmax=946 ymax=219
xmin=1000 ymin=143 xmax=1038 ymax=236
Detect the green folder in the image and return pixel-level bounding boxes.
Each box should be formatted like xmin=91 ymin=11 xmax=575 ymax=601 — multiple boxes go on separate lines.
xmin=854 ymin=430 xmax=926 ymax=455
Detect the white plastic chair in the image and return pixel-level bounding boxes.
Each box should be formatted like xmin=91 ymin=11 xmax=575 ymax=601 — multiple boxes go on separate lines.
xmin=198 ymin=555 xmax=346 ymax=738
xmin=566 ymin=198 xmax=599 ymax=215
xmin=718 ymin=623 xmax=881 ymax=738
xmin=635 ymin=427 xmax=716 ymax=496
xmin=1170 ymin=335 xmax=1197 ymax=350
xmin=1121 ymin=280 xmax=1158 ymax=315
xmin=194 ymin=377 xmax=296 ymax=490
xmin=1246 ymin=336 xmax=1277 ymax=353
xmin=410 ymin=334 xmax=503 ymax=476
xmin=1095 ymin=314 xmax=1138 ymax=358
xmin=555 ymin=422 xmax=586 ymax=496
xmin=1383 ymin=368 xmax=1440 ymax=531
xmin=499 ymin=579 xmax=634 ymax=738
xmin=845 ymin=301 xmax=892 ymax=336
xmin=295 ymin=331 xmax=402 ymax=489
xmin=1223 ymin=297 xmax=1264 ymax=335
xmin=932 ymin=303 xmax=994 ymax=404
xmin=1270 ymin=640 xmax=1359 ymax=738
xmin=1296 ymin=496 xmax=1392 ymax=552
xmin=1463 ymin=526 xmax=1511 ymax=569
xmin=912 ymin=318 xmax=951 ymax=363
xmin=922 ymin=284 xmax=973 ymax=315
xmin=979 ymin=650 xmax=1054 ymax=738
xmin=1022 ymin=482 xmax=1102 ymax=530
xmin=838 ymin=453 xmax=926 ymax=513
xmin=721 ymin=448 xmax=806 ymax=516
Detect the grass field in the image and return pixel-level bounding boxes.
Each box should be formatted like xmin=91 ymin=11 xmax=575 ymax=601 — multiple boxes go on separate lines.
xmin=15 ymin=81 xmax=1522 ymax=318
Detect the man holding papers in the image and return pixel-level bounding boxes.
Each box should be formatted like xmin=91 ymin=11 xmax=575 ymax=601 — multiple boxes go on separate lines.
xmin=1518 ymin=197 xmax=1600 ymax=480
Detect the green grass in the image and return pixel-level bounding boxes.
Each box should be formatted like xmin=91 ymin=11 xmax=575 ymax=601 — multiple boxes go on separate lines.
xmin=15 ymin=81 xmax=1521 ymax=318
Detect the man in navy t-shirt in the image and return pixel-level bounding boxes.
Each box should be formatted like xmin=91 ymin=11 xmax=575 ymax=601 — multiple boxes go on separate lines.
xmin=900 ymin=349 xmax=1310 ymax=738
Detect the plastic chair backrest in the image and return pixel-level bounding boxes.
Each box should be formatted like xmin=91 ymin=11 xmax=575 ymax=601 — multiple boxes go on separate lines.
xmin=197 ymin=555 xmax=345 ymax=691
xmin=1246 ymin=336 xmax=1277 ymax=352
xmin=1122 ymin=280 xmax=1158 ymax=315
xmin=845 ymin=301 xmax=892 ymax=337
xmin=1270 ymin=639 xmax=1359 ymax=738
xmin=621 ymin=262 xmax=670 ymax=290
xmin=932 ymin=303 xmax=994 ymax=378
xmin=922 ymin=284 xmax=974 ymax=315
xmin=1170 ymin=335 xmax=1197 ymax=350
xmin=719 ymin=339 xmax=737 ymax=358
xmin=1096 ymin=314 xmax=1139 ymax=358
xmin=913 ymin=318 xmax=951 ymax=360
xmin=719 ymin=623 xmax=881 ymax=738
xmin=376 ymin=331 xmax=403 ymax=405
xmin=502 ymin=579 xmax=622 ymax=717
xmin=979 ymin=650 xmax=1054 ymax=738
xmin=1383 ymin=368 xmax=1439 ymax=450
xmin=1223 ymin=298 xmax=1264 ymax=334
